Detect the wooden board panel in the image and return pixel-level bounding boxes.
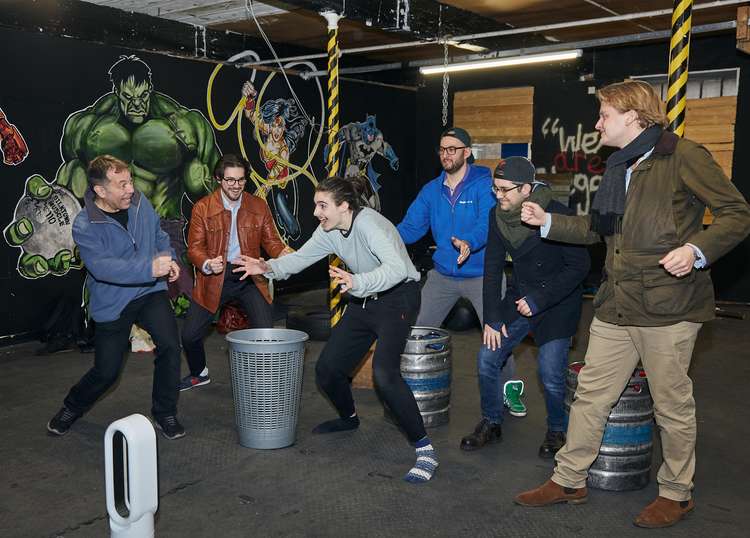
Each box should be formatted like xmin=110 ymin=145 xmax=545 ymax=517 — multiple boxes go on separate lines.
xmin=453 ymin=108 xmax=533 ymax=125
xmin=454 ymin=87 xmax=534 ymax=144
xmin=454 ymin=88 xmax=534 ymax=107
xmin=684 ymin=124 xmax=735 ymax=144
xmin=685 ymin=96 xmax=737 ymax=110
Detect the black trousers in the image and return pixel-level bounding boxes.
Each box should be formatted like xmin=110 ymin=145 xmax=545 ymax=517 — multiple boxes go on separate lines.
xmin=315 ymin=281 xmax=427 ymax=443
xmin=181 ymin=268 xmax=273 ymax=376
xmin=64 ymin=291 xmax=181 ymax=419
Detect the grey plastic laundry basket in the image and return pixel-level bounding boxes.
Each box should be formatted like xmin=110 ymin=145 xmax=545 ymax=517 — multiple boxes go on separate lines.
xmin=225 ymin=328 xmax=309 ymax=449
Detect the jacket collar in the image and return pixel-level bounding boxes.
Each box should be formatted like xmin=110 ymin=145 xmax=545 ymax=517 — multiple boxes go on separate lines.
xmin=652 ymin=130 xmax=679 ymax=156
xmin=438 ymin=163 xmax=483 ymax=188
xmin=84 ymin=188 xmax=141 ymax=223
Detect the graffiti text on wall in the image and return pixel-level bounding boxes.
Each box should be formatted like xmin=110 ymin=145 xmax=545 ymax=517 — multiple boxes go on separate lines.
xmin=541 ymin=117 xmax=604 ymax=215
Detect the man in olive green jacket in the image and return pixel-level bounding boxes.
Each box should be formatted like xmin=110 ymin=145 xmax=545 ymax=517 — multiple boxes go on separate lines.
xmin=514 ymin=80 xmax=750 ymax=529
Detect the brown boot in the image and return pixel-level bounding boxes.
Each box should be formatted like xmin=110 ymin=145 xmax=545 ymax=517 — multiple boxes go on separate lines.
xmin=633 ymin=496 xmax=694 ymax=528
xmin=514 ymin=479 xmax=587 ymax=506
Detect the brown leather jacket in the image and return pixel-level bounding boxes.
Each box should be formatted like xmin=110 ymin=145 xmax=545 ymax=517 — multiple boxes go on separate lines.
xmin=187 ymin=189 xmax=287 ymax=313
xmin=548 ymin=131 xmax=750 ymax=326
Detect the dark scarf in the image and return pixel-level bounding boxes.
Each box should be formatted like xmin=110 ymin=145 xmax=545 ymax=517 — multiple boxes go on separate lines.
xmin=495 ymin=184 xmax=555 ymax=249
xmin=590 ymin=125 xmax=663 ymax=236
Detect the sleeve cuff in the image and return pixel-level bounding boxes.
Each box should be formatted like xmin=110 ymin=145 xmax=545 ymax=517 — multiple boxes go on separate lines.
xmin=686 ymin=243 xmax=708 ymax=269
xmin=488 ymin=321 xmax=503 ymax=331
xmin=540 ymin=213 xmax=552 ymax=238
xmin=523 ymin=295 xmax=539 ymax=315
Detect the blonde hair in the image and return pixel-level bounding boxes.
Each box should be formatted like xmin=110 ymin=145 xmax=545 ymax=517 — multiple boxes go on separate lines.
xmin=597 ymin=80 xmax=667 ymax=128
xmin=87 ymin=155 xmax=129 ymax=189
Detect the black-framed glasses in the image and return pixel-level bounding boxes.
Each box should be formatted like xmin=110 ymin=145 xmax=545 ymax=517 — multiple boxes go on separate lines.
xmin=221 ymin=177 xmax=247 ymax=185
xmin=492 ymin=184 xmax=521 ymax=195
xmin=436 ymin=145 xmax=467 ymax=156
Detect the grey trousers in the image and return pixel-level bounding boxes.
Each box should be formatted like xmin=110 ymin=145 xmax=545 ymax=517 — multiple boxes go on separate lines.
xmin=416 ymin=269 xmax=516 ymax=380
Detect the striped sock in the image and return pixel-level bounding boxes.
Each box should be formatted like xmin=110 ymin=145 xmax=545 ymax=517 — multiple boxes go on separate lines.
xmin=404 ymin=437 xmax=438 ymax=483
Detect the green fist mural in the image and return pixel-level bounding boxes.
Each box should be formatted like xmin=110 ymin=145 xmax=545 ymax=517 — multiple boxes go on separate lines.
xmin=4 ymin=175 xmax=82 ymax=278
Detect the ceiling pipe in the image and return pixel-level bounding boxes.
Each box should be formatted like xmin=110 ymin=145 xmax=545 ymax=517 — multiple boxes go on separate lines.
xmin=236 ymin=0 xmax=746 ymax=69
xmin=295 ymin=21 xmax=735 ymax=78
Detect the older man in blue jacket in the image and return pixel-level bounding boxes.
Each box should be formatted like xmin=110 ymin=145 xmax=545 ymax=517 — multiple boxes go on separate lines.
xmin=47 ymin=155 xmax=185 ymax=440
xmin=398 ymin=127 xmax=523 ymax=414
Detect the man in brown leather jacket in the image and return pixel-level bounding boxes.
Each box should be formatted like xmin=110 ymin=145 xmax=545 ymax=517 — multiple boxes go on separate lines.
xmin=179 ymin=154 xmax=290 ymax=391
xmin=515 ymin=80 xmax=750 ymax=528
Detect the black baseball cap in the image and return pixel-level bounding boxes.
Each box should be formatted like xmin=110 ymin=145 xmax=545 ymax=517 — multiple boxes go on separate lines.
xmin=493 ymin=156 xmax=536 ymax=183
xmin=440 ymin=127 xmax=474 ymax=164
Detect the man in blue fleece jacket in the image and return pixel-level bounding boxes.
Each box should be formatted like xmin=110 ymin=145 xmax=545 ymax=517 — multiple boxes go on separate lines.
xmin=47 ymin=155 xmax=185 ymax=440
xmin=397 ymin=127 xmax=522 ymax=415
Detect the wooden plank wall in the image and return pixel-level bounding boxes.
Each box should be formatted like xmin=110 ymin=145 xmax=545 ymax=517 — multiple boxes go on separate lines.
xmin=683 ymin=95 xmax=737 ymax=224
xmin=453 ymin=86 xmax=534 ymax=144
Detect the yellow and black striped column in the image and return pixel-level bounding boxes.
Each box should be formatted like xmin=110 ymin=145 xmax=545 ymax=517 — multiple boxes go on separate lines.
xmin=666 ymin=0 xmax=693 ymax=137
xmin=322 ymin=11 xmax=346 ymax=327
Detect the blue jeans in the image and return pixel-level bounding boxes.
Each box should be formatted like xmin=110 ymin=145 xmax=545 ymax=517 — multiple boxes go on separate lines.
xmin=477 ymin=316 xmax=569 ymax=431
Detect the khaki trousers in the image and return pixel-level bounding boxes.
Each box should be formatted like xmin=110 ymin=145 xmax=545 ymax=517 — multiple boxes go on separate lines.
xmin=552 ymin=317 xmax=702 ymax=501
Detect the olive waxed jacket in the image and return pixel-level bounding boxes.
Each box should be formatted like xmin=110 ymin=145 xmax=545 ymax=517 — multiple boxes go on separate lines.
xmin=547 ymin=131 xmax=750 ymax=327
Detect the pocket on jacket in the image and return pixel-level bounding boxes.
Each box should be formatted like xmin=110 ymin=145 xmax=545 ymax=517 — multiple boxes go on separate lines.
xmin=641 ymin=269 xmax=696 ymax=315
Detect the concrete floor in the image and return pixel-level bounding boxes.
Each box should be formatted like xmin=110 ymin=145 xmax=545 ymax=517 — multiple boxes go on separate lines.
xmin=1 ymin=289 xmax=749 ymax=537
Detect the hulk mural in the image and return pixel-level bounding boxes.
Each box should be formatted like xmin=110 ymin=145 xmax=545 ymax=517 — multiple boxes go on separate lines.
xmin=5 ymin=55 xmax=220 ymax=296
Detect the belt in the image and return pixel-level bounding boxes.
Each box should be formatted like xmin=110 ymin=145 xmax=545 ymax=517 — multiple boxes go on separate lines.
xmin=348 ymin=280 xmax=411 ymax=306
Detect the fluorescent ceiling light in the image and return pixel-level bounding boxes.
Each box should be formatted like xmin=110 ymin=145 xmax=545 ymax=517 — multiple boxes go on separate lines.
xmin=420 ymin=49 xmax=583 ymax=75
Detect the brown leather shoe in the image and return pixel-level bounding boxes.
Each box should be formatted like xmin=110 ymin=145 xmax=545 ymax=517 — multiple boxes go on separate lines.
xmin=514 ymin=479 xmax=587 ymax=506
xmin=633 ymin=496 xmax=694 ymax=528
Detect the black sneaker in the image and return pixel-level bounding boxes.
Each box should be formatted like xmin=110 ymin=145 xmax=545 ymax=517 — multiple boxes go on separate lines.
xmin=538 ymin=430 xmax=566 ymax=459
xmin=460 ymin=418 xmax=502 ymax=451
xmin=36 ymin=337 xmax=75 ymax=356
xmin=47 ymin=406 xmax=81 ymax=436
xmin=154 ymin=415 xmax=186 ymax=440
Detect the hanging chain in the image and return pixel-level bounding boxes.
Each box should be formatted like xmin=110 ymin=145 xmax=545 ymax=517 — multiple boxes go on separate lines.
xmin=442 ymin=40 xmax=449 ymax=127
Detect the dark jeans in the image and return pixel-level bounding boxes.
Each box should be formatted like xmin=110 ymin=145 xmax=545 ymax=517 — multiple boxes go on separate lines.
xmin=181 ymin=269 xmax=273 ymax=376
xmin=315 ymin=281 xmax=427 ymax=444
xmin=477 ymin=316 xmax=570 ymax=431
xmin=64 ymin=291 xmax=181 ymax=419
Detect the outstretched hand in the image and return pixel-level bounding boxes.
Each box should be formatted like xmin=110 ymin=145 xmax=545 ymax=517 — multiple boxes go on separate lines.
xmin=231 ymin=255 xmax=270 ymax=280
xmin=329 ymin=265 xmax=354 ymax=293
xmin=483 ymin=323 xmax=508 ymax=351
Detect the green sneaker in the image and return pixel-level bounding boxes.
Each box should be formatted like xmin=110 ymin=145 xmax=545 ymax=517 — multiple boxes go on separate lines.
xmin=503 ymin=380 xmax=527 ymax=417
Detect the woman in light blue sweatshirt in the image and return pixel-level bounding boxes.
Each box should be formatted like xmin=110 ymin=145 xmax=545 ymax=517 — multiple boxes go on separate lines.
xmin=232 ymin=176 xmax=438 ymax=483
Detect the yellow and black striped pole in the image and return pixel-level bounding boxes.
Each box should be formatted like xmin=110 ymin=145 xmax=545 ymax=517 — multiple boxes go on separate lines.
xmin=322 ymin=11 xmax=346 ymax=327
xmin=666 ymin=0 xmax=693 ymax=137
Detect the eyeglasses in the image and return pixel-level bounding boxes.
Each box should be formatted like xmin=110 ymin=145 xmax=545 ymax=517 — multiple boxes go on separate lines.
xmin=221 ymin=177 xmax=247 ymax=186
xmin=491 ymin=184 xmax=522 ymax=195
xmin=436 ymin=146 xmax=467 ymax=156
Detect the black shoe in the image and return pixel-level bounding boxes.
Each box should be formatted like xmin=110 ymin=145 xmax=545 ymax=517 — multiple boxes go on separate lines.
xmin=36 ymin=337 xmax=75 ymax=356
xmin=77 ymin=340 xmax=95 ymax=353
xmin=538 ymin=430 xmax=566 ymax=459
xmin=47 ymin=406 xmax=81 ymax=436
xmin=460 ymin=419 xmax=502 ymax=451
xmin=154 ymin=415 xmax=186 ymax=440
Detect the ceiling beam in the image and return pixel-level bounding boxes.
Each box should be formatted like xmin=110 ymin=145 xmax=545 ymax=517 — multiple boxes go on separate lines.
xmin=271 ymin=0 xmax=544 ymax=51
